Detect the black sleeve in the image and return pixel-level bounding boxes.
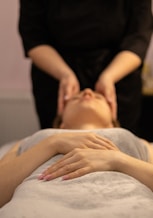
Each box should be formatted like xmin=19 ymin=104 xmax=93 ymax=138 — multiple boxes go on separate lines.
xmin=18 ymin=0 xmax=49 ymax=57
xmin=119 ymin=0 xmax=153 ymax=60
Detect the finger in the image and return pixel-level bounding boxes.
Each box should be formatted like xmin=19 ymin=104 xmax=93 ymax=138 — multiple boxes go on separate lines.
xmin=40 ymin=151 xmax=76 ymax=177
xmin=92 ymin=135 xmax=119 ymax=150
xmin=57 ymin=86 xmax=65 ymax=115
xmin=73 ymin=84 xmax=80 ymax=94
xmin=62 ymin=166 xmax=91 ymax=180
xmin=47 ymin=161 xmax=85 ymax=180
xmin=106 ymin=88 xmax=117 ymax=121
xmin=103 ymin=88 xmax=117 ymax=121
xmin=92 ymin=140 xmax=116 ymax=150
xmin=39 ymin=147 xmax=89 ymax=180
xmin=86 ymin=142 xmax=106 ymax=150
xmin=95 ymin=86 xmax=104 ymax=95
xmin=64 ymin=85 xmax=73 ymax=100
xmin=41 ymin=158 xmax=84 ymax=181
xmin=110 ymin=100 xmax=117 ymax=121
xmin=86 ymin=139 xmax=111 ymax=150
xmin=83 ymin=133 xmax=118 ymax=150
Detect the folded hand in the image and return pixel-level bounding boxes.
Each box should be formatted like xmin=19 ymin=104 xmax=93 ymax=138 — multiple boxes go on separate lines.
xmin=39 ymin=133 xmax=120 ymax=181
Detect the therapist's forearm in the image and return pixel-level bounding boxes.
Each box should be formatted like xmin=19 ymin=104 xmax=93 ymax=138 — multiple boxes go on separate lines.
xmin=0 ymin=136 xmax=58 ymax=208
xmin=101 ymin=51 xmax=142 ymax=83
xmin=28 ymin=45 xmax=75 ymax=80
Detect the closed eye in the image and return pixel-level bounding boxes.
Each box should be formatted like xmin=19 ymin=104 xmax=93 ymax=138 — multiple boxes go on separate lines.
xmin=95 ymin=94 xmax=104 ymax=99
xmin=71 ymin=96 xmax=80 ymax=100
xmin=68 ymin=95 xmax=80 ymax=102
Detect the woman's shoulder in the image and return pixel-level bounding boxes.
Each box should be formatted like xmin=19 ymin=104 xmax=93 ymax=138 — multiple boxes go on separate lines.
xmin=92 ymin=127 xmax=136 ymax=138
xmin=93 ymin=128 xmax=149 ymax=162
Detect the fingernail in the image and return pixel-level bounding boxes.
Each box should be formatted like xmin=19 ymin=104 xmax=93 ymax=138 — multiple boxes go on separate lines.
xmin=62 ymin=175 xmax=69 ymax=180
xmin=38 ymin=174 xmax=45 ymax=180
xmin=43 ymin=174 xmax=52 ymax=181
xmin=64 ymin=95 xmax=69 ymax=100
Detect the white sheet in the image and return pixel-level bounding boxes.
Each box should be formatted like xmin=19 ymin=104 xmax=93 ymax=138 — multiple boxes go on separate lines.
xmin=0 ymin=128 xmax=153 ymax=218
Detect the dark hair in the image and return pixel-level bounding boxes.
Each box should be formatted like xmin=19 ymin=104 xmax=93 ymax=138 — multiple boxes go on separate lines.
xmin=53 ymin=115 xmax=120 ymax=128
xmin=112 ymin=120 xmax=120 ymax=128
xmin=53 ymin=115 xmax=62 ymax=128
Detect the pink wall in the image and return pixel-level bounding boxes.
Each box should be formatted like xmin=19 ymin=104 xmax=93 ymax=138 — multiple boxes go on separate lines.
xmin=0 ymin=0 xmax=31 ymax=91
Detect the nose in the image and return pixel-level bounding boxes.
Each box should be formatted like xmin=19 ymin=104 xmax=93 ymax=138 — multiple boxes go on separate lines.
xmin=82 ymin=88 xmax=94 ymax=96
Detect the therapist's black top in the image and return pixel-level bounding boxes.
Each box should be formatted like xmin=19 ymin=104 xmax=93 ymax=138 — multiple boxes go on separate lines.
xmin=19 ymin=0 xmax=153 ymax=134
xmin=19 ymin=0 xmax=152 ymax=59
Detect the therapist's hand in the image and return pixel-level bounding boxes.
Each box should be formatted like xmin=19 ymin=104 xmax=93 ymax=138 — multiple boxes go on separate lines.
xmin=95 ymin=73 xmax=117 ymax=120
xmin=58 ymin=73 xmax=80 ymax=115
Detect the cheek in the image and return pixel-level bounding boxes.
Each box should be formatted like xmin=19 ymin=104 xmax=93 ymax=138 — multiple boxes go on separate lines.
xmin=62 ymin=105 xmax=76 ymax=121
xmin=98 ymin=103 xmax=112 ymax=117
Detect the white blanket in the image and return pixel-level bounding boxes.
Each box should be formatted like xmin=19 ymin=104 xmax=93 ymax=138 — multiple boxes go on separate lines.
xmin=0 ymin=128 xmax=153 ymax=218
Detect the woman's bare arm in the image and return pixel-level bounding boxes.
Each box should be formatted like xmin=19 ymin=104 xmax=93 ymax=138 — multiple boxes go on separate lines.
xmin=28 ymin=45 xmax=75 ymax=80
xmin=0 ymin=132 xmax=112 ymax=207
xmin=0 ymin=141 xmax=21 ymax=165
xmin=28 ymin=45 xmax=80 ymax=114
xmin=0 ymin=136 xmax=57 ymax=208
xmin=40 ymin=139 xmax=153 ymax=192
xmin=116 ymin=149 xmax=153 ymax=191
xmin=99 ymin=50 xmax=141 ymax=83
xmin=95 ymin=50 xmax=141 ymax=119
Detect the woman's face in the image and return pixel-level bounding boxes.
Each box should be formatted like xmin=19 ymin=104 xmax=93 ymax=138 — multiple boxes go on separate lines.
xmin=61 ymin=88 xmax=113 ymax=129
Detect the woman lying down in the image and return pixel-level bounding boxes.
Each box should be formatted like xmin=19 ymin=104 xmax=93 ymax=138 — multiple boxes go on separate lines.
xmin=0 ymin=88 xmax=153 ymax=218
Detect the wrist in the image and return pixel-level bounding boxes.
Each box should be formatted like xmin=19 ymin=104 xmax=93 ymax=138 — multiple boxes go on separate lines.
xmin=59 ymin=71 xmax=75 ymax=81
xmin=99 ymin=72 xmax=116 ymax=84
xmin=113 ymin=151 xmax=131 ymax=173
xmin=44 ymin=135 xmax=59 ymax=156
xmin=110 ymin=151 xmax=125 ymax=171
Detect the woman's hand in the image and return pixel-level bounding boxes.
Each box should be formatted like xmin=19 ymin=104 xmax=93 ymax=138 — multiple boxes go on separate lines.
xmin=39 ymin=133 xmax=120 ymax=180
xmin=52 ymin=132 xmax=119 ymax=155
xmin=95 ymin=73 xmax=117 ymax=120
xmin=58 ymin=73 xmax=80 ymax=115
xmin=39 ymin=148 xmax=119 ymax=181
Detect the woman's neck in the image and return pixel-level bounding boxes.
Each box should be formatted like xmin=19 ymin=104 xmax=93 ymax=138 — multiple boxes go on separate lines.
xmin=63 ymin=122 xmax=113 ymax=130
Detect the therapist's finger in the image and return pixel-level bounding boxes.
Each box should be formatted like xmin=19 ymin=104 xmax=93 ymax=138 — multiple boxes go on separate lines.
xmin=107 ymin=97 xmax=117 ymax=121
xmin=103 ymin=87 xmax=117 ymax=121
xmin=64 ymin=85 xmax=73 ymax=101
xmin=57 ymin=86 xmax=65 ymax=115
